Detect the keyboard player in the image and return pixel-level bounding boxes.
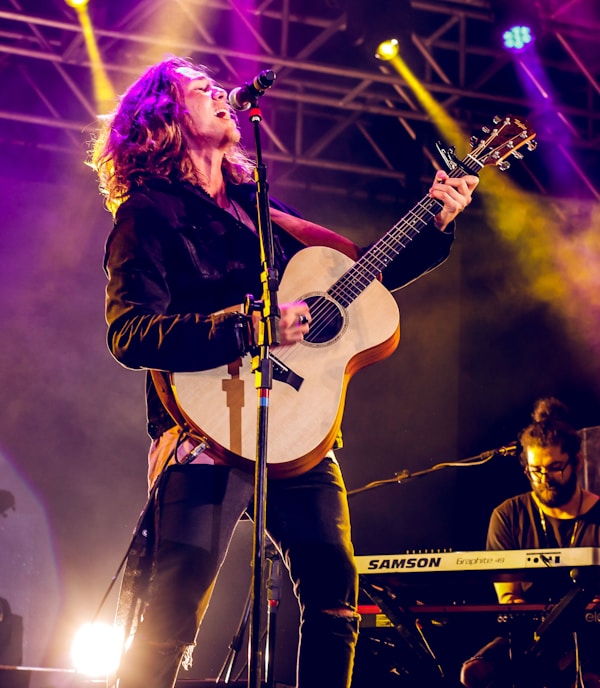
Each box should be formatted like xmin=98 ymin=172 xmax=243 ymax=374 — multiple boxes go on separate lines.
xmin=461 ymin=397 xmax=600 ymax=688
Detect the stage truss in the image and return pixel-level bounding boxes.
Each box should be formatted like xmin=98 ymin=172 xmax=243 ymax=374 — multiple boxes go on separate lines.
xmin=0 ymin=0 xmax=598 ymax=201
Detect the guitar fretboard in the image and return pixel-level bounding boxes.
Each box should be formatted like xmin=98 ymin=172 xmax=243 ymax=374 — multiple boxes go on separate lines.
xmin=328 ymin=152 xmax=485 ymax=309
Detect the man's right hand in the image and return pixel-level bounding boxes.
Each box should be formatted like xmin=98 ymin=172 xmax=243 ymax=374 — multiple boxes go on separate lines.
xmin=251 ymin=300 xmax=311 ymax=346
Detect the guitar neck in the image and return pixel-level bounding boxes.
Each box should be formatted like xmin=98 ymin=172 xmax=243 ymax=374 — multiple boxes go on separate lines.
xmin=328 ymin=154 xmax=484 ymax=308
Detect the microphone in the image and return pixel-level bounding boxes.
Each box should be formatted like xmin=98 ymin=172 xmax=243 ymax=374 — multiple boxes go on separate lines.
xmin=496 ymin=442 xmax=519 ymax=456
xmin=480 ymin=442 xmax=519 ymax=460
xmin=227 ymin=70 xmax=276 ymax=111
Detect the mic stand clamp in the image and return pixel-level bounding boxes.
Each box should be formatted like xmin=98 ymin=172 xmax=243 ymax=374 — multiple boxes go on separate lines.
xmin=265 ymin=544 xmax=282 ymax=688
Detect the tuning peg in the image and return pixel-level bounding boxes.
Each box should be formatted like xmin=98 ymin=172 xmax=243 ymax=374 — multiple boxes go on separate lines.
xmin=511 ymin=150 xmax=524 ymax=159
xmin=498 ymin=160 xmax=511 ymax=171
xmin=527 ymin=140 xmax=538 ymax=151
xmin=492 ymin=115 xmax=502 ymax=125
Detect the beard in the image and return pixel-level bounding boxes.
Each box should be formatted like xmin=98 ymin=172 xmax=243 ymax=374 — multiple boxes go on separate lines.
xmin=532 ymin=466 xmax=578 ymax=508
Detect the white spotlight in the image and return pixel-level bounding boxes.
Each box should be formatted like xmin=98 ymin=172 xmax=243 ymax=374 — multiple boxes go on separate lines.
xmin=71 ymin=622 xmax=123 ymax=677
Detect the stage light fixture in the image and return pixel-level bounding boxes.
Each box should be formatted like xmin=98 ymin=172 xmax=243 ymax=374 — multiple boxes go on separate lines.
xmin=492 ymin=0 xmax=539 ymax=52
xmin=346 ymin=0 xmax=412 ymax=61
xmin=502 ymin=25 xmax=535 ymax=51
xmin=65 ymin=0 xmax=90 ymax=8
xmin=375 ymin=38 xmax=400 ymax=61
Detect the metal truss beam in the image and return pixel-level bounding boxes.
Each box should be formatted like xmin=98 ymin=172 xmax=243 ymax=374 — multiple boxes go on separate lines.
xmin=0 ymin=0 xmax=598 ymax=200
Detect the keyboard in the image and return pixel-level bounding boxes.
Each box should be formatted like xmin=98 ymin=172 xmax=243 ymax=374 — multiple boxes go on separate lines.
xmin=355 ymin=547 xmax=600 ymax=575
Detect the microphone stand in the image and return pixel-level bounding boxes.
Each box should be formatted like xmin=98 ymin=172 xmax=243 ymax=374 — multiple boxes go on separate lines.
xmin=216 ymin=585 xmax=251 ymax=684
xmin=216 ymin=543 xmax=282 ymax=686
xmin=245 ymin=97 xmax=280 ymax=688
xmin=347 ymin=444 xmax=518 ymax=496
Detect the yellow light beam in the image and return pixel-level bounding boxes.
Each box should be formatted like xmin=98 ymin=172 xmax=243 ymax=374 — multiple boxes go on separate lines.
xmin=72 ymin=4 xmax=116 ymax=113
xmin=378 ymin=42 xmax=600 ymax=377
xmin=377 ymin=42 xmax=466 ymax=156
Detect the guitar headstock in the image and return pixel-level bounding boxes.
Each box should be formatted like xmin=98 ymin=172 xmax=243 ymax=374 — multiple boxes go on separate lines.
xmin=469 ymin=115 xmax=537 ymax=171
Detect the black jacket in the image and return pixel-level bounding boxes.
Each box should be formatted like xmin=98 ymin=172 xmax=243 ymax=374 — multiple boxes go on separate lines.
xmin=104 ymin=178 xmax=455 ymax=438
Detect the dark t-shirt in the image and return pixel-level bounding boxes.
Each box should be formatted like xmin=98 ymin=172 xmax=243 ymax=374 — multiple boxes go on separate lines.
xmin=486 ymin=492 xmax=600 ymax=603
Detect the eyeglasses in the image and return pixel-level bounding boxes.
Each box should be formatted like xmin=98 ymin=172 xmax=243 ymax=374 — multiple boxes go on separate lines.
xmin=524 ymin=460 xmax=571 ymax=482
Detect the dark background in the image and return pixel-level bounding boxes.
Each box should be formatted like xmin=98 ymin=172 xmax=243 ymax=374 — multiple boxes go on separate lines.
xmin=1 ymin=0 xmax=599 ymax=686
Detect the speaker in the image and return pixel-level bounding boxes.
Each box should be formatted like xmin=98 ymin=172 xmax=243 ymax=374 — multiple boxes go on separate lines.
xmin=580 ymin=426 xmax=600 ymax=493
xmin=0 ymin=597 xmax=30 ymax=688
xmin=0 ymin=454 xmax=60 ymax=673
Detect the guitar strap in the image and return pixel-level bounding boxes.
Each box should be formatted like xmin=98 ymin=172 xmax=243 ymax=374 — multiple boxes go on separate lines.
xmin=269 ymin=207 xmax=360 ymax=260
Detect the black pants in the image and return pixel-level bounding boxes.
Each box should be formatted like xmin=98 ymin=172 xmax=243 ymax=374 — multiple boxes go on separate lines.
xmin=117 ymin=456 xmax=359 ymax=688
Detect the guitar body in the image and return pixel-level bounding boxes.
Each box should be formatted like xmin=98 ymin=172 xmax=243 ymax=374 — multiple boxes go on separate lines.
xmin=163 ymin=246 xmax=400 ymax=478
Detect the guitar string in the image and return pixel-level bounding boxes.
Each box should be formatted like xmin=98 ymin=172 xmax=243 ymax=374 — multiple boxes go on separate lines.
xmin=274 ymin=151 xmax=490 ymax=368
xmin=278 ymin=141 xmax=494 ymax=351
xmin=275 ymin=195 xmax=442 ymax=368
xmin=272 ymin=123 xmax=531 ymax=369
xmin=274 ymin=172 xmax=462 ymax=369
xmin=289 ymin=181 xmax=456 ymax=355
xmin=316 ymin=146 xmax=498 ymax=320
xmin=311 ymin=190 xmax=446 ymax=325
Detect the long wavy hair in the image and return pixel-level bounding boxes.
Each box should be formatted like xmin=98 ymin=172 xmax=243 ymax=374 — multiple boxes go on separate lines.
xmin=89 ymin=56 xmax=255 ymax=215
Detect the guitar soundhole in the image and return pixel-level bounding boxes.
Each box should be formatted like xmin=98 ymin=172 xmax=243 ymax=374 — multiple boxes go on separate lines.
xmin=303 ymin=293 xmax=346 ymax=347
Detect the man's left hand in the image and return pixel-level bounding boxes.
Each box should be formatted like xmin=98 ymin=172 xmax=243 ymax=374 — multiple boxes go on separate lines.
xmin=429 ymin=171 xmax=479 ymax=232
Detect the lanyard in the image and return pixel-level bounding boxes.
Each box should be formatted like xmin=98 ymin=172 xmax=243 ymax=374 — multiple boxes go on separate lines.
xmin=537 ymin=489 xmax=584 ymax=547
